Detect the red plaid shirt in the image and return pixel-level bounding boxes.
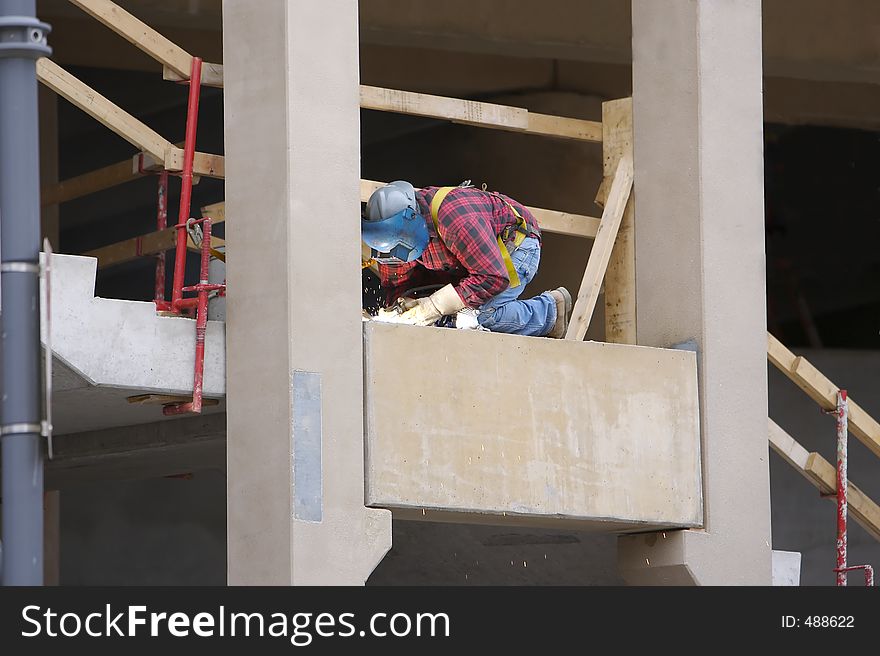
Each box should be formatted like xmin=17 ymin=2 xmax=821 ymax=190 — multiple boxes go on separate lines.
xmin=377 ymin=186 xmax=541 ymax=308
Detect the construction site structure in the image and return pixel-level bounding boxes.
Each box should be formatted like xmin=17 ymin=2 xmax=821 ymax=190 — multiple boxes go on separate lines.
xmin=0 ymin=0 xmax=878 ymax=586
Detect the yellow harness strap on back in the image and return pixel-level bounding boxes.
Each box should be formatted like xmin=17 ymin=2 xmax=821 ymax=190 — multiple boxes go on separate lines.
xmin=430 ymin=186 xmax=528 ymax=289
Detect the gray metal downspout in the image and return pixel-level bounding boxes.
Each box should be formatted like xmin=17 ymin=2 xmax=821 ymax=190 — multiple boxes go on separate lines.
xmin=0 ymin=0 xmax=51 ymax=585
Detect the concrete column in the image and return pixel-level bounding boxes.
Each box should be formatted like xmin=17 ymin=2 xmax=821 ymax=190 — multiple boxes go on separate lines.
xmin=223 ymin=0 xmax=391 ymax=584
xmin=618 ymin=0 xmax=772 ymax=585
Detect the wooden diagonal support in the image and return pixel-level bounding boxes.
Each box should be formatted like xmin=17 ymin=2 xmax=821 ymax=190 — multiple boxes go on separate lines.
xmin=564 ymin=155 xmax=634 ymax=340
xmin=768 ymin=333 xmax=880 ymax=459
xmin=37 ymin=57 xmax=171 ymax=161
xmin=38 ymin=59 xmax=225 ymax=180
xmin=768 ymin=419 xmax=880 ymax=543
xmin=68 ymin=0 xmax=223 ymax=88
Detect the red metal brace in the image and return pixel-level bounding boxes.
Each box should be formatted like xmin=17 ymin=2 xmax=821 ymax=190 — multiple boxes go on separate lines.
xmin=164 ymin=217 xmax=224 ymax=416
xmin=170 ymin=57 xmax=203 ymax=315
xmin=161 ymin=56 xmax=226 ymax=415
xmin=827 ymin=390 xmax=874 ymax=586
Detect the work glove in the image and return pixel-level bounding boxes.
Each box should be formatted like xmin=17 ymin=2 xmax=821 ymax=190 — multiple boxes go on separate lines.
xmin=396 ymin=284 xmax=466 ymax=326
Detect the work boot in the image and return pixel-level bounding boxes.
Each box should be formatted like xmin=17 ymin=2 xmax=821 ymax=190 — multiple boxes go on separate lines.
xmin=545 ymin=287 xmax=572 ymax=338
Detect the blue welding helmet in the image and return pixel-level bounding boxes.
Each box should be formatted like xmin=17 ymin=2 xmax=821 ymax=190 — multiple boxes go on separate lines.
xmin=362 ymin=181 xmax=429 ymax=263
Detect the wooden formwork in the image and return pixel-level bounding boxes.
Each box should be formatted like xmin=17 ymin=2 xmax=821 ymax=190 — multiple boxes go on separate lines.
xmin=40 ymin=0 xmax=636 ymax=342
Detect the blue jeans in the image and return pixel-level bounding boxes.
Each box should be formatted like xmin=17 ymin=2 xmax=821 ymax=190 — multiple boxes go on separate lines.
xmin=477 ymin=237 xmax=556 ymax=336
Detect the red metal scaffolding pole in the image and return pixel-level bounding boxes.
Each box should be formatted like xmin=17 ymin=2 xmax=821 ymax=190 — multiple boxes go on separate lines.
xmin=171 ymin=56 xmax=203 ymax=314
xmin=164 ymin=217 xmax=222 ymax=416
xmin=830 ymin=389 xmax=874 ymax=586
xmin=160 ymin=55 xmax=226 ymax=415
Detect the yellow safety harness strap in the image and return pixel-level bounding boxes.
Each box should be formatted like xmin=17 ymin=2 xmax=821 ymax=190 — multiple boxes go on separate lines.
xmin=430 ymin=186 xmax=528 ymax=289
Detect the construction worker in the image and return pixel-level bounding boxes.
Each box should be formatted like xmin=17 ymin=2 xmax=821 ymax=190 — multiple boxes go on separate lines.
xmin=362 ymin=180 xmax=571 ymax=337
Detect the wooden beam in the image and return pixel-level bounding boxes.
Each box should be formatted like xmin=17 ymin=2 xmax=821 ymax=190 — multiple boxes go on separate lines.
xmin=138 ymin=149 xmax=224 ymax=180
xmin=41 ymin=157 xmax=138 ymax=206
xmin=601 ymin=98 xmax=636 ymax=344
xmin=164 ymin=148 xmax=225 ymax=179
xmin=158 ymin=74 xmax=607 ymax=142
xmin=805 ymin=453 xmax=880 ymax=543
xmin=526 ymin=111 xmax=603 ymax=143
xmin=767 ymin=333 xmax=880 ymax=459
xmin=41 ymin=141 xmax=192 ymax=207
xmin=768 ymin=418 xmax=811 ymax=473
xmin=37 ymin=57 xmax=171 ymax=161
xmin=201 ymin=201 xmax=225 ymax=223
xmin=116 ymin=52 xmax=603 ymax=141
xmin=360 ymin=85 xmax=602 ymax=143
xmin=68 ymin=0 xmax=224 ymax=87
xmin=84 ymin=227 xmax=177 ymax=268
xmin=163 ymin=63 xmax=224 ymax=89
xmin=768 ymin=420 xmax=880 ymax=543
xmin=359 ymin=179 xmax=600 ymax=239
xmin=564 ymin=155 xmax=634 ymax=340
xmin=84 ymin=220 xmax=226 ymax=270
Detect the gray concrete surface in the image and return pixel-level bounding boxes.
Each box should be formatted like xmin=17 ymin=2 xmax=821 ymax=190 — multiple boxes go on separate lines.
xmin=43 ymin=253 xmax=225 ymax=435
xmin=223 ymin=0 xmax=391 ymax=585
xmin=619 ymin=0 xmax=772 ymax=584
xmin=365 ymin=322 xmax=701 ymax=530
xmin=55 ymin=350 xmax=880 ymax=585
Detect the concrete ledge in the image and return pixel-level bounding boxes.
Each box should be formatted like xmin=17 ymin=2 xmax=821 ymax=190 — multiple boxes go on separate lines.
xmin=364 ymin=322 xmax=703 ymax=531
xmin=43 ymin=254 xmax=225 ymax=434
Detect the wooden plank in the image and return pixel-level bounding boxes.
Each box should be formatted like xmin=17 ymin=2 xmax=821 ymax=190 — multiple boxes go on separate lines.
xmin=163 ymin=63 xmax=224 ymax=89
xmin=767 ymin=333 xmax=880 ymax=459
xmin=164 ymin=148 xmax=225 ymax=179
xmin=360 ymin=85 xmax=602 ymax=143
xmin=526 ymin=111 xmax=603 ymax=142
xmin=805 ymin=453 xmax=880 ymax=543
xmin=528 ymin=208 xmax=600 ymax=239
xmin=37 ymin=58 xmax=171 ymax=161
xmin=84 ymin=228 xmax=177 ymax=269
xmin=601 ymin=98 xmax=636 ymax=344
xmin=41 ymin=140 xmax=189 ymax=206
xmin=84 ymin=222 xmax=226 ymax=270
xmin=767 ymin=418 xmax=811 ymax=473
xmin=360 ymin=85 xmax=528 ymax=130
xmin=564 ymin=155 xmax=634 ymax=340
xmin=41 ymin=157 xmax=137 ymax=206
xmin=69 ymin=0 xmax=193 ymax=80
xmin=359 ymin=179 xmax=600 ymax=239
xmin=201 ymin=202 xmax=226 ymax=223
xmin=158 ymin=74 xmax=606 ymax=140
xmin=594 ymin=175 xmax=611 ymax=209
xmin=769 ymin=419 xmax=880 ymax=543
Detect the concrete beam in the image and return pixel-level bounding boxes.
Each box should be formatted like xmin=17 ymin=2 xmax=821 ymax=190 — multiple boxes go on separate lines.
xmin=223 ymin=0 xmax=391 ymax=585
xmin=364 ymin=323 xmax=702 ymax=531
xmin=619 ymin=0 xmax=772 ymax=585
xmin=44 ymin=413 xmax=225 ymax=489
